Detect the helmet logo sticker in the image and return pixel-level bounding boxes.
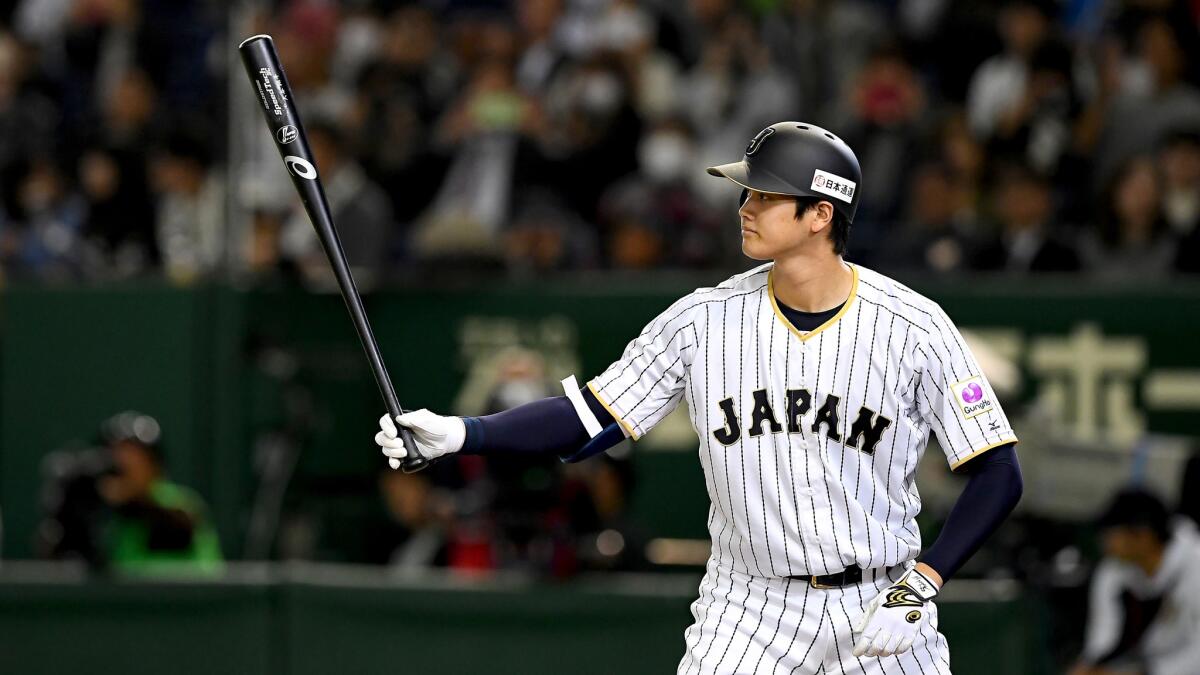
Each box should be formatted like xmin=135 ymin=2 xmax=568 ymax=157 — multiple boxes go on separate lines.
xmin=746 ymin=127 xmax=775 ymax=156
xmin=810 ymin=169 xmax=856 ymax=204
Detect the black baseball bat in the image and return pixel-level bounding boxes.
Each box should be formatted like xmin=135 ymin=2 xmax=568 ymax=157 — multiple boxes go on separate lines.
xmin=238 ymin=34 xmax=430 ymax=473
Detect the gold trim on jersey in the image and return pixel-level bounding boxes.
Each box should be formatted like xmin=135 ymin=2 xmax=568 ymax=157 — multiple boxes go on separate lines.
xmin=948 ymin=437 xmax=1019 ymax=472
xmin=587 ymin=380 xmax=640 ymax=440
xmin=768 ymin=263 xmax=860 ymax=342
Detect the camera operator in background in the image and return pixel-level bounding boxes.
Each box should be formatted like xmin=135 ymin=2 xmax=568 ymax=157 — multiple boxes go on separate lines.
xmin=39 ymin=412 xmax=222 ymax=575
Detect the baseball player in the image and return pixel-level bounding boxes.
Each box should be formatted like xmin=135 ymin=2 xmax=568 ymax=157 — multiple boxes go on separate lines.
xmin=376 ymin=122 xmax=1024 ymax=673
xmin=1070 ymin=489 xmax=1200 ymax=675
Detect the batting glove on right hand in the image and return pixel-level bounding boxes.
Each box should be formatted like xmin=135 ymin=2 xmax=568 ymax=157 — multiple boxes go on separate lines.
xmin=376 ymin=410 xmax=466 ymax=470
xmin=852 ymin=568 xmax=940 ymax=658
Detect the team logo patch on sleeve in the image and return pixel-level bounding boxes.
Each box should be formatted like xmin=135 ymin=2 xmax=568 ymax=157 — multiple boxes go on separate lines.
xmin=951 ymin=376 xmax=994 ymax=419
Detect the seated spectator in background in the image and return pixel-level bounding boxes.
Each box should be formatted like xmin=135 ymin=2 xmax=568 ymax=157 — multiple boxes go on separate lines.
xmin=350 ymin=5 xmax=455 ymax=232
xmin=879 ymin=161 xmax=977 ymax=276
xmin=967 ymin=0 xmax=1053 ymax=141
xmin=1082 ymin=156 xmax=1175 ymax=281
xmin=993 ymin=39 xmax=1080 ymax=178
xmin=1070 ymin=489 xmax=1200 ymax=675
xmin=598 ymin=118 xmax=725 ymax=268
xmin=972 ymin=163 xmax=1080 ymax=273
xmin=842 ymin=43 xmax=928 ymax=249
xmin=75 ymin=68 xmax=161 ymax=279
xmin=938 ymin=113 xmax=987 ymax=214
xmin=0 ymin=32 xmax=58 ymax=180
xmin=1094 ymin=16 xmax=1200 ymax=189
xmin=279 ymin=119 xmax=393 ymax=287
xmin=150 ymin=131 xmax=224 ymax=285
xmin=77 ymin=147 xmax=157 ymax=278
xmin=504 ymin=189 xmax=598 ymax=273
xmin=964 ymin=0 xmax=1051 ymax=137
xmin=97 ymin=411 xmax=223 ymax=576
xmin=0 ymin=156 xmax=85 ymax=281
xmin=1159 ymin=131 xmax=1200 ymax=273
xmin=415 ymin=49 xmax=543 ymax=259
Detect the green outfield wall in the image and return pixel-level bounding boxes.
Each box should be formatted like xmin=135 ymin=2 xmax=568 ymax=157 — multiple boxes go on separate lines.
xmin=1 ymin=277 xmax=1198 ymax=561
xmin=0 ymin=569 xmax=1044 ymax=674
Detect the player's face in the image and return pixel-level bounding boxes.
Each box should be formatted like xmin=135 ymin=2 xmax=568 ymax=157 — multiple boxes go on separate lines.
xmin=738 ymin=190 xmax=832 ymax=260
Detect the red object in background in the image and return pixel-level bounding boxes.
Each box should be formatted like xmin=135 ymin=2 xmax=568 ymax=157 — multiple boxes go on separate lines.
xmin=447 ymin=531 xmax=495 ymax=573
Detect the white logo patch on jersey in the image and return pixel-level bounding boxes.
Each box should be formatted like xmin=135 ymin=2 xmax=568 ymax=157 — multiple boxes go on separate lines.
xmin=951 ymin=375 xmax=993 ymax=419
xmin=810 ymin=169 xmax=855 ymax=203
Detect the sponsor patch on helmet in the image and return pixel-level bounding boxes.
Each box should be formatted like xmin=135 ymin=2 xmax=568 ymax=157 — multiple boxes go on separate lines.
xmin=810 ymin=169 xmax=855 ymax=204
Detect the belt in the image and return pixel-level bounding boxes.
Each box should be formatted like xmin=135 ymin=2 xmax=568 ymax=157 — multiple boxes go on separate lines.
xmin=788 ymin=566 xmax=865 ymax=589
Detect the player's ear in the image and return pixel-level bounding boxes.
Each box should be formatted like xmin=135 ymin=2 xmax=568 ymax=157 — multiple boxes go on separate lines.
xmin=810 ymin=200 xmax=835 ymax=234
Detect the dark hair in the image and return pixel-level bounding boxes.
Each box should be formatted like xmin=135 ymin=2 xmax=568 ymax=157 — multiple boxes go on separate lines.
xmin=795 ymin=197 xmax=851 ymax=255
xmin=1098 ymin=155 xmax=1165 ymax=248
xmin=1098 ymin=487 xmax=1171 ymax=542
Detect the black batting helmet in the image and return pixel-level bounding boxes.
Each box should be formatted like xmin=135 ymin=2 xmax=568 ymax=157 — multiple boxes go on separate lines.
xmin=707 ymin=122 xmax=863 ymax=223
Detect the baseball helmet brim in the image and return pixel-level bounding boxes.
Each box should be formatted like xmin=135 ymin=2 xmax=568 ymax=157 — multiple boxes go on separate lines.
xmin=706 ymin=161 xmax=801 ymax=196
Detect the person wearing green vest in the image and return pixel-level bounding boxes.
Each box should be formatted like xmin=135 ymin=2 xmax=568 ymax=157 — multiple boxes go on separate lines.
xmin=97 ymin=411 xmax=223 ymax=575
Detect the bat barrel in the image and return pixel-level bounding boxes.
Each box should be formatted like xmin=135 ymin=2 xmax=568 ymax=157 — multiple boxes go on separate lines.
xmin=238 ymin=35 xmax=430 ymax=473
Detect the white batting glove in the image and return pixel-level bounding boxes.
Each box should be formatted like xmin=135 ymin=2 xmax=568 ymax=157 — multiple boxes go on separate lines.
xmin=852 ymin=568 xmax=940 ymax=658
xmin=375 ymin=410 xmax=466 ymax=469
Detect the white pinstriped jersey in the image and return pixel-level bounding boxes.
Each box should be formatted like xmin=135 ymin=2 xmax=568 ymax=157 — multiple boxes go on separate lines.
xmin=589 ymin=262 xmax=1018 ymax=577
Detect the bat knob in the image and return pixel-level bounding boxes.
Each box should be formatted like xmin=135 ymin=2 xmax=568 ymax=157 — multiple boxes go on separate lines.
xmin=400 ymin=456 xmax=433 ymax=474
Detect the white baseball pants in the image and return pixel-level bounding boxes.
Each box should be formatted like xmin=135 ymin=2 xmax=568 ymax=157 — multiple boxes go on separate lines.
xmin=677 ymin=560 xmax=952 ymax=674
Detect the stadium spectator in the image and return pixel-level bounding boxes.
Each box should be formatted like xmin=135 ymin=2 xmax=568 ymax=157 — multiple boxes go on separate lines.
xmin=2 ymin=0 xmax=1199 ymax=277
xmin=842 ymin=43 xmax=929 ymax=247
xmin=77 ymin=147 xmax=157 ymax=278
xmin=972 ymin=163 xmax=1080 ymax=274
xmin=1159 ymin=130 xmax=1200 ymax=273
xmin=278 ymin=119 xmax=394 ymax=287
xmin=149 ymin=130 xmax=224 ymax=284
xmin=504 ymin=188 xmax=598 ymax=273
xmin=1083 ymin=156 xmax=1175 ymax=281
xmin=598 ymin=117 xmax=726 ymax=268
xmin=0 ymin=31 xmax=56 ymax=174
xmin=880 ymin=161 xmax=977 ymax=275
xmin=414 ymin=32 xmax=543 ymax=259
xmin=967 ymin=0 xmax=1054 ymax=141
xmin=1093 ymin=16 xmax=1200 ymax=188
xmin=514 ymin=0 xmax=567 ymax=95
xmin=349 ymin=5 xmax=454 ymax=231
xmin=0 ymin=156 xmax=85 ymax=281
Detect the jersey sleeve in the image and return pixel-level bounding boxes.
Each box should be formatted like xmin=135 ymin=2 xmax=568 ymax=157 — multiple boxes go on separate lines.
xmin=915 ymin=305 xmax=1018 ymax=470
xmin=588 ymin=298 xmax=697 ymax=441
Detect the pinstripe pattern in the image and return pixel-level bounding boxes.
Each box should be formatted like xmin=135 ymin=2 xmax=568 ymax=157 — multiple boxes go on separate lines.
xmin=677 ymin=564 xmax=951 ymax=674
xmin=587 ymin=263 xmax=1008 ymax=674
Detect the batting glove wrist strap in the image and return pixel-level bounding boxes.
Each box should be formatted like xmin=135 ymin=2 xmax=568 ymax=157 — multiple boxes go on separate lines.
xmin=896 ymin=568 xmax=939 ymax=602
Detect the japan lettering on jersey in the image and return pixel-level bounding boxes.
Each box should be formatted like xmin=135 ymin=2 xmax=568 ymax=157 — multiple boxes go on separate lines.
xmin=588 ymin=263 xmax=1017 ymax=577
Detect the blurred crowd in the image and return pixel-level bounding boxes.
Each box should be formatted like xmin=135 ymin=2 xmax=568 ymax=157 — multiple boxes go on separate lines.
xmin=0 ymin=0 xmax=1199 ymax=282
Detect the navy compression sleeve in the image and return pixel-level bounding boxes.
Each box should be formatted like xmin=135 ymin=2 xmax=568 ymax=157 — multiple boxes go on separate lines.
xmin=920 ymin=444 xmax=1023 ymax=581
xmin=459 ymin=387 xmax=616 ymax=456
